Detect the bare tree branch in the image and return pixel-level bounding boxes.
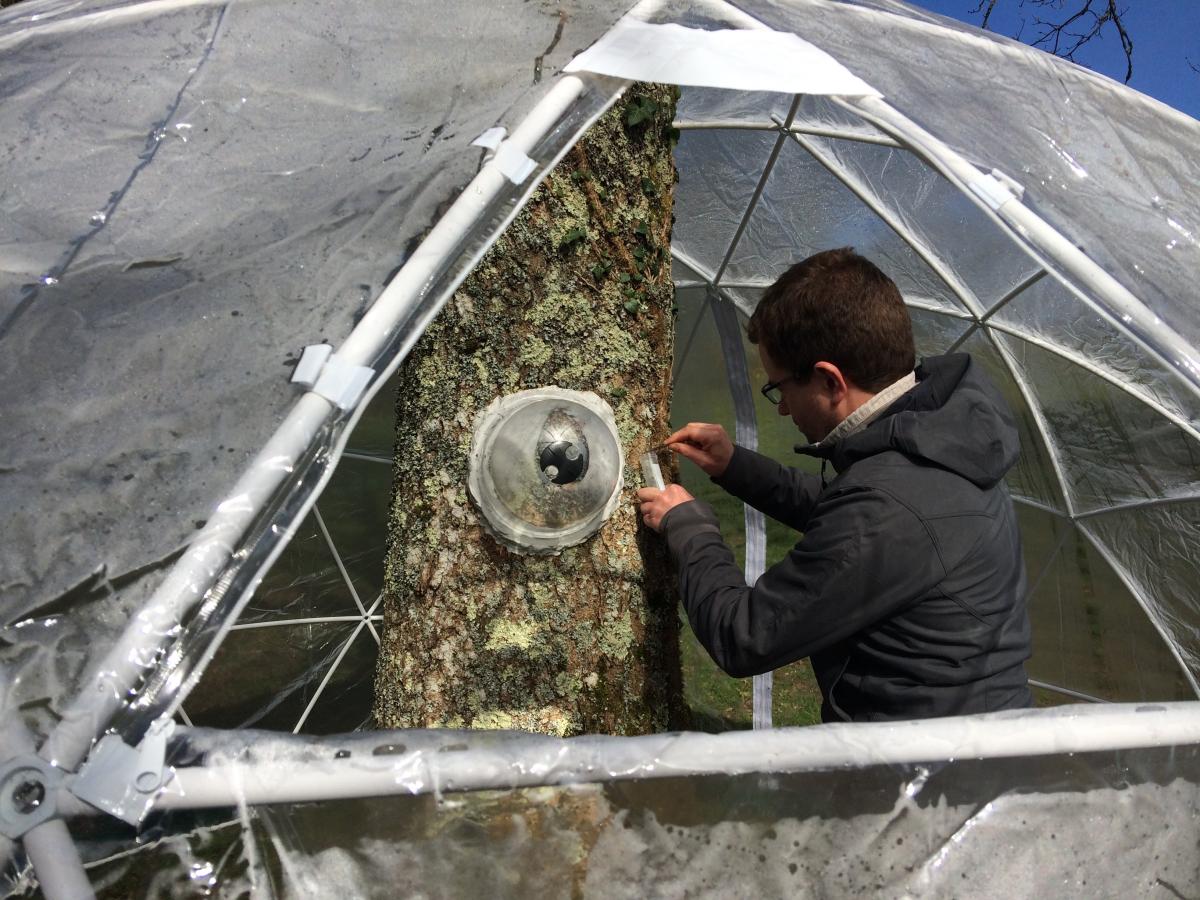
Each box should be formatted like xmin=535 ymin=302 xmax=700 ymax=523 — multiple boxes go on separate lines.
xmin=974 ymin=0 xmax=1134 ymax=83
xmin=1031 ymin=1 xmax=1133 ymax=83
xmin=970 ymin=0 xmax=1000 ymax=30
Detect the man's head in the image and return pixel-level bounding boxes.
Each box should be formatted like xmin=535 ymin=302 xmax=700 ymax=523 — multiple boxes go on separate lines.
xmin=747 ymin=248 xmax=915 ymax=442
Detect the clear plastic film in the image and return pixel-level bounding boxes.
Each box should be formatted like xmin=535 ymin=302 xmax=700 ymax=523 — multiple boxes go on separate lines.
xmin=1 ymin=0 xmax=632 ymax=767
xmin=83 ymin=75 xmax=633 ymax=756
xmin=668 ymin=72 xmax=1200 ymax=703
xmin=29 ymin=705 xmax=1200 ymax=898
xmin=142 ymin=0 xmax=1200 ymax=746
xmin=5 ymin=0 xmax=1200 ymax=896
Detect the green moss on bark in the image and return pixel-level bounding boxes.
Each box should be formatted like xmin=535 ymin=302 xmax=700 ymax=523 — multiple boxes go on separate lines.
xmin=373 ymin=84 xmax=684 ymax=736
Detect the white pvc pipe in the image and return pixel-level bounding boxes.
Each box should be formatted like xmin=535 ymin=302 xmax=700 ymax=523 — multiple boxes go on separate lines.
xmin=150 ymin=703 xmax=1200 ymax=811
xmin=0 ymin=720 xmax=93 ymax=895
xmin=40 ymin=74 xmax=592 ymax=775
xmin=675 ymin=119 xmax=902 ymax=148
xmin=22 ymin=820 xmax=95 ymax=900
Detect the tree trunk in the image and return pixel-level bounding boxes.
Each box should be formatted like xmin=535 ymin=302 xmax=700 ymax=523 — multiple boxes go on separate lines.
xmin=373 ymin=84 xmax=683 ymax=736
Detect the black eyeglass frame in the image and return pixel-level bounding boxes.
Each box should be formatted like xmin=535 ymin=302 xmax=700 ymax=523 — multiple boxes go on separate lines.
xmin=760 ymin=375 xmax=800 ymax=405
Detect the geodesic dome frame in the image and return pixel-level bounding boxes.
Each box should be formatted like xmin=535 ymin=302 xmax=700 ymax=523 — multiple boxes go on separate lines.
xmin=2 ymin=0 xmax=1200 ymax=895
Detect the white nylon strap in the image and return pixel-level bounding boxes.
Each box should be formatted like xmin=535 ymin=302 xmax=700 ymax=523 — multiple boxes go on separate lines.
xmin=709 ymin=290 xmax=772 ymax=729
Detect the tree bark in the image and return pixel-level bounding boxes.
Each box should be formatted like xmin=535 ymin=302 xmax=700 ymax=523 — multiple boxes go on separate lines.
xmin=373 ymin=84 xmax=683 ymax=736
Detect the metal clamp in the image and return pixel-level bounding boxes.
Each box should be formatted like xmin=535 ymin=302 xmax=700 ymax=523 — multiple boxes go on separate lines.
xmin=70 ymin=717 xmax=175 ymax=827
xmin=0 ymin=755 xmax=64 ymax=839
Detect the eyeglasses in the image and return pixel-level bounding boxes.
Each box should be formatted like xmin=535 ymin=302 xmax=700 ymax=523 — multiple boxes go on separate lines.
xmin=760 ymin=375 xmax=799 ymax=405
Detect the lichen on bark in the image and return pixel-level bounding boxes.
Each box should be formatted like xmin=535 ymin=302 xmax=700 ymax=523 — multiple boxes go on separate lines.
xmin=373 ymin=84 xmax=684 ymax=736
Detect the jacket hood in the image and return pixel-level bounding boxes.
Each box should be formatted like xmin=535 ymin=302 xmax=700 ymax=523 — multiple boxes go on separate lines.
xmin=802 ymin=353 xmax=1020 ymax=488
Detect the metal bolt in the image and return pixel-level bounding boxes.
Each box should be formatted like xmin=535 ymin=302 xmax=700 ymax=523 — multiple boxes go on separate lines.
xmin=11 ymin=778 xmax=45 ymax=815
xmin=539 ymin=440 xmax=587 ymax=484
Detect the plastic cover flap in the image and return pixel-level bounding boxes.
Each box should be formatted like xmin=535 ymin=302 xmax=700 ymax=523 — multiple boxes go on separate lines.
xmin=88 ymin=764 xmax=1200 ymax=898
xmin=564 ymin=16 xmax=879 ymax=96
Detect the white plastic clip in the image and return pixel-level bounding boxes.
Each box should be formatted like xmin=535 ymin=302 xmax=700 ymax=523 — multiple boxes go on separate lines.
xmin=291 ymin=344 xmax=374 ymax=411
xmin=471 ymin=125 xmax=535 ymax=183
xmin=471 ymin=127 xmax=507 ymax=151
xmin=968 ymin=171 xmax=1018 ymax=212
xmin=313 ymin=353 xmax=374 ymax=411
xmin=291 ymin=343 xmax=333 ymax=388
xmin=71 ymin=717 xmax=175 ymax=826
xmin=492 ymin=142 xmax=536 ymax=185
xmin=988 ymin=168 xmax=1025 ymax=202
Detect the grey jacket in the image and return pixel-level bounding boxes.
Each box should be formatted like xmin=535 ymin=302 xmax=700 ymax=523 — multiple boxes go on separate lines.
xmin=662 ymin=353 xmax=1033 ymax=722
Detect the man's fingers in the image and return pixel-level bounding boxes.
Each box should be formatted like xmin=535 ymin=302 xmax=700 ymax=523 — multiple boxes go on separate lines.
xmin=670 ymin=442 xmax=709 ymax=467
xmin=637 ymin=482 xmax=694 ymax=533
xmin=665 ymin=422 xmax=721 ymax=447
xmin=665 ymin=424 xmax=702 ymax=445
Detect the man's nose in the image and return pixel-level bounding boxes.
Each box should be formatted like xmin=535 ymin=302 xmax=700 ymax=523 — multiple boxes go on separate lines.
xmin=777 ymin=400 xmax=789 ymax=417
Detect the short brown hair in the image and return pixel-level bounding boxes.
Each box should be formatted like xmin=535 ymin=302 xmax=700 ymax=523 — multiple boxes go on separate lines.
xmin=747 ymin=248 xmax=915 ymax=392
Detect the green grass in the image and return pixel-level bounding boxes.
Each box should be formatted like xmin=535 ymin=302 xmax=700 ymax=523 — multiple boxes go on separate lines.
xmin=672 ymin=457 xmax=825 ymax=731
xmin=669 ymin=300 xmax=826 ymax=729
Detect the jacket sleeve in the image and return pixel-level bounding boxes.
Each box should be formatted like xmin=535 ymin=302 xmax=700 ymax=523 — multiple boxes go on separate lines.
xmin=661 ymin=484 xmax=947 ymax=678
xmin=712 ymin=445 xmax=823 ymax=531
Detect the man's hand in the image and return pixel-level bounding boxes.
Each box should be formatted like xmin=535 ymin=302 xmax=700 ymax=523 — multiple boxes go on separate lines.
xmin=663 ymin=423 xmax=734 ymax=477
xmin=637 ymin=484 xmax=694 ymax=533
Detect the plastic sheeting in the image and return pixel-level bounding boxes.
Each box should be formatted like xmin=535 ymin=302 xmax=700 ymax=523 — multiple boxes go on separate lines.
xmin=0 ymin=0 xmax=630 ymax=744
xmin=735 ymin=0 xmax=1200 ymax=353
xmin=80 ymin=769 xmax=1200 ymax=898
xmin=4 ymin=0 xmax=1200 ymax=895
xmin=21 ymin=706 xmax=1200 ymax=898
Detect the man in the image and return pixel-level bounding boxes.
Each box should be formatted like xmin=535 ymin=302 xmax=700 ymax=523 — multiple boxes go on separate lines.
xmin=638 ymin=248 xmax=1033 ymax=722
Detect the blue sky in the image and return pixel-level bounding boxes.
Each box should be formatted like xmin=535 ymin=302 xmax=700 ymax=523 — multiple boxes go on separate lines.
xmin=910 ymin=0 xmax=1200 ymax=120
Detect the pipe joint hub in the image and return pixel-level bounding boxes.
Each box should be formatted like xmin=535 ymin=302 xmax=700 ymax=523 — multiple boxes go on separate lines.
xmin=0 ymin=755 xmax=63 ymax=839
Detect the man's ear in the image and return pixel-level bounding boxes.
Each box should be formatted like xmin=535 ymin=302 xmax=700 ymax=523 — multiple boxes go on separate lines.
xmin=812 ymin=361 xmax=849 ymax=405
